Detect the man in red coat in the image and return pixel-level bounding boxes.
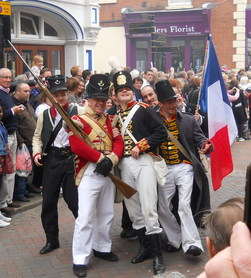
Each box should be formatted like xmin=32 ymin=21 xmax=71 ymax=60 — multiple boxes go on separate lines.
xmin=69 ymin=74 xmax=124 ymax=278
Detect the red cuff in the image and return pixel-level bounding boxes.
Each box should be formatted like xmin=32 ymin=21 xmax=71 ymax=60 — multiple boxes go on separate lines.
xmin=136 ymin=138 xmax=150 ymax=153
xmin=33 ymin=153 xmax=41 ymax=160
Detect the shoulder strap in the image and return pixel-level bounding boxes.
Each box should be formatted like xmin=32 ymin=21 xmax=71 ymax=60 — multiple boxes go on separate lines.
xmin=163 ymin=125 xmax=192 ymax=161
xmin=80 ymin=114 xmax=113 ymax=144
xmin=43 ymin=119 xmax=63 ymax=153
xmin=119 ymin=104 xmax=140 ymax=137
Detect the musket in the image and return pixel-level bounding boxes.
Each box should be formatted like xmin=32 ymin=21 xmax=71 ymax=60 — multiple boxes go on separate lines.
xmin=8 ymin=40 xmax=136 ymax=199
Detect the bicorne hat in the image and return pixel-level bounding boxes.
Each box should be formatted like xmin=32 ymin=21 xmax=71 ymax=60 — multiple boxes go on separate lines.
xmin=155 ymin=79 xmax=177 ymax=102
xmin=86 ymin=74 xmax=110 ymax=100
xmin=113 ymin=71 xmax=133 ymax=93
xmin=47 ymin=75 xmax=67 ymax=94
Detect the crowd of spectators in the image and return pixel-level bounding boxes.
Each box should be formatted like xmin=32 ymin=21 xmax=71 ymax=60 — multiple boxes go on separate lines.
xmin=1 ymin=56 xmax=251 ymax=277
xmin=0 ymin=61 xmax=88 ymax=227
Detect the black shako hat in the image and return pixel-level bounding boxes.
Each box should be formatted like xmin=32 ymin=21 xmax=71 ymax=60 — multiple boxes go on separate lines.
xmin=113 ymin=71 xmax=133 ymax=93
xmin=155 ymin=79 xmax=177 ymax=102
xmin=47 ymin=75 xmax=67 ymax=94
xmin=86 ymin=74 xmax=110 ymax=100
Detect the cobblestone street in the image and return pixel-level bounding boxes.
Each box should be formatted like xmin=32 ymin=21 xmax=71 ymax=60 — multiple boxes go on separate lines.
xmin=0 ymin=140 xmax=250 ymax=278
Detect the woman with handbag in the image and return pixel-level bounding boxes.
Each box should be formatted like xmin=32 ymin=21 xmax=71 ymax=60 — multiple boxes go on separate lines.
xmin=0 ymin=105 xmax=12 ymax=227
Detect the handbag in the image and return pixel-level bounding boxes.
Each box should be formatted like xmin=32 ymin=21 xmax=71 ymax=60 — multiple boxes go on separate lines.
xmin=16 ymin=143 xmax=32 ymax=177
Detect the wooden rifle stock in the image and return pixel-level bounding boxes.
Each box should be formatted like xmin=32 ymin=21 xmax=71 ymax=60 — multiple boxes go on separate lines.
xmin=108 ymin=174 xmax=137 ymax=199
xmin=8 ymin=40 xmax=137 ymax=199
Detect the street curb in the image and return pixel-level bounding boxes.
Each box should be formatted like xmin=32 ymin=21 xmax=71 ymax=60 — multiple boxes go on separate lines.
xmin=10 ymin=195 xmax=42 ymax=215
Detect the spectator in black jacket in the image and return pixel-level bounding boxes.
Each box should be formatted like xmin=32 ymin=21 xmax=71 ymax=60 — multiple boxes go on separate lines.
xmin=0 ymin=68 xmax=24 ymax=216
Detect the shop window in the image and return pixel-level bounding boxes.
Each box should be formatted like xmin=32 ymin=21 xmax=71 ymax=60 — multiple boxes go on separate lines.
xmin=170 ymin=40 xmax=185 ymax=72
xmin=136 ymin=41 xmax=148 ymax=49
xmin=21 ymin=12 xmax=39 ymax=35
xmin=91 ymin=8 xmax=98 ymax=25
xmin=44 ymin=22 xmax=58 ymax=37
xmin=136 ymin=48 xmax=147 ymax=72
xmin=246 ymin=38 xmax=251 ymax=70
xmin=136 ymin=40 xmax=148 ymax=72
xmin=190 ymin=39 xmax=205 ymax=72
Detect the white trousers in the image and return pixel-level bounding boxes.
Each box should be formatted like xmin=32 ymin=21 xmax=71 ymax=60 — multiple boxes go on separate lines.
xmin=158 ymin=163 xmax=203 ymax=252
xmin=0 ymin=133 xmax=17 ymax=208
xmin=119 ymin=154 xmax=162 ymax=235
xmin=72 ymin=163 xmax=115 ymax=265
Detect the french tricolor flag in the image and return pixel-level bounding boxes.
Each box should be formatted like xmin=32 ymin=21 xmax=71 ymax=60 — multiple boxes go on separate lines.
xmin=200 ymin=36 xmax=238 ymax=190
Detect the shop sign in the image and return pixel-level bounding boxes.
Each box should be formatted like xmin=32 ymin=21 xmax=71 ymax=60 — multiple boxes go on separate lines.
xmin=155 ymin=23 xmax=207 ymax=36
xmin=0 ymin=1 xmax=11 ymax=16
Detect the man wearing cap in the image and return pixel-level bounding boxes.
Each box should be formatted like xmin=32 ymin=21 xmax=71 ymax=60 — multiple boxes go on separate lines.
xmin=32 ymin=75 xmax=84 ymax=255
xmin=69 ymin=74 xmax=124 ymax=278
xmin=155 ymin=79 xmax=213 ymax=256
xmin=113 ymin=71 xmax=166 ymax=275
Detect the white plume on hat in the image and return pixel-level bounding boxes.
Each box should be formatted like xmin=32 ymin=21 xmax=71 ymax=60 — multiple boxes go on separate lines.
xmin=108 ymin=56 xmax=123 ymax=71
xmin=130 ymin=69 xmax=140 ymax=80
xmin=239 ymin=76 xmax=249 ymax=90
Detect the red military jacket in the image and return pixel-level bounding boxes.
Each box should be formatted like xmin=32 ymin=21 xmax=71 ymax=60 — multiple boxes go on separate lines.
xmin=69 ymin=106 xmax=124 ymax=185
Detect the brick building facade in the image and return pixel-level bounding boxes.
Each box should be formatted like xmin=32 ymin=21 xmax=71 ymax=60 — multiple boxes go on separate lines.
xmin=94 ymin=0 xmax=250 ymax=72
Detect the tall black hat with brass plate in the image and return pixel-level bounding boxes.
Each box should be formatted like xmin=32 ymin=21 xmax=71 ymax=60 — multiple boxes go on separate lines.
xmin=86 ymin=74 xmax=110 ymax=100
xmin=113 ymin=71 xmax=133 ymax=93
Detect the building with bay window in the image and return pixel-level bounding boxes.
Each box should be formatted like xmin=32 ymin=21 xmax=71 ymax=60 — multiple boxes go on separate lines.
xmin=5 ymin=0 xmax=100 ymax=76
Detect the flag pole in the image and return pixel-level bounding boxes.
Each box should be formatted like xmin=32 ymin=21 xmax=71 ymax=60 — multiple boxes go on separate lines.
xmin=196 ymin=34 xmax=211 ymax=110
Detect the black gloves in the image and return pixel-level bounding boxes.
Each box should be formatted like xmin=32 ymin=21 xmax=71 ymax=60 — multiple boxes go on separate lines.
xmin=94 ymin=157 xmax=113 ymax=177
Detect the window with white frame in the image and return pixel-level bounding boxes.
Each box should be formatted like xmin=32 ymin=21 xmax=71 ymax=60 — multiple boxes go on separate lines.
xmin=168 ymin=0 xmax=192 ymax=8
xmin=91 ymin=8 xmax=98 ymax=25
xmin=21 ymin=12 xmax=39 ymax=35
xmin=11 ymin=12 xmax=58 ymax=38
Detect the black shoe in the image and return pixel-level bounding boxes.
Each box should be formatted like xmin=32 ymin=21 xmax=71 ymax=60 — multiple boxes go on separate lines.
xmin=0 ymin=207 xmax=13 ymax=217
xmin=162 ymin=242 xmax=181 ymax=253
xmin=120 ymin=229 xmax=137 ymax=240
xmin=14 ymin=196 xmax=30 ymax=202
xmin=25 ymin=193 xmax=35 ymax=198
xmin=27 ymin=185 xmax=42 ymax=194
xmin=93 ymin=250 xmax=119 ymax=261
xmin=73 ymin=264 xmax=87 ymax=277
xmin=8 ymin=202 xmax=21 ymax=208
xmin=151 ymin=234 xmax=166 ymax=275
xmin=185 ymin=245 xmax=203 ymax=256
xmin=153 ymin=254 xmax=165 ymax=275
xmin=39 ymin=242 xmax=59 ymax=254
xmin=131 ymin=230 xmax=153 ymax=264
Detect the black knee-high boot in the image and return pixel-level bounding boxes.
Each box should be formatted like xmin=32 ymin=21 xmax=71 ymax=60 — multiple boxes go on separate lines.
xmin=150 ymin=234 xmax=166 ymax=275
xmin=131 ymin=228 xmax=153 ymax=264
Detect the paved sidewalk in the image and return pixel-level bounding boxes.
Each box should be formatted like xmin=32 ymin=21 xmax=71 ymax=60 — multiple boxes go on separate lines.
xmin=0 ymin=200 xmax=208 ymax=278
xmin=0 ymin=140 xmax=250 ymax=278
